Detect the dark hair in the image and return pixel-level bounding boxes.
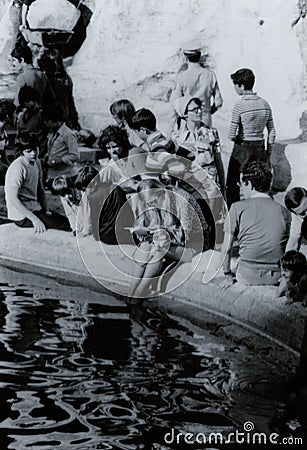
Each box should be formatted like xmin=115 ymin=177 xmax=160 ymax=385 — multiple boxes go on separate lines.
xmin=0 ymin=108 xmax=8 ymax=123
xmin=18 ymin=85 xmax=40 ymax=107
xmin=38 ymin=53 xmax=57 ymax=75
xmin=52 ymin=175 xmax=69 ymax=196
xmin=74 ymin=165 xmax=99 ymax=190
xmin=186 ymin=52 xmax=201 ymax=63
xmin=242 ymin=161 xmax=272 ymax=192
xmin=284 ymin=187 xmax=307 ymax=211
xmin=42 ymin=103 xmax=64 ymax=123
xmin=97 ymin=125 xmax=131 ymax=159
xmin=279 ymin=250 xmax=307 ymax=274
xmin=15 ymin=132 xmax=39 ymax=156
xmin=231 ymin=68 xmax=255 ymax=90
xmin=11 ymin=45 xmax=33 ymax=64
xmin=130 ymin=108 xmax=156 ymax=132
xmin=185 ymin=97 xmax=202 ymax=115
xmin=110 ymin=99 xmax=135 ymax=123
xmin=38 ymin=48 xmax=66 ymax=76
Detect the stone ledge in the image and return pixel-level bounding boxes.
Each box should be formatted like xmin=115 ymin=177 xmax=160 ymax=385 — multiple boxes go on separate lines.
xmin=0 ymin=223 xmax=305 ymax=355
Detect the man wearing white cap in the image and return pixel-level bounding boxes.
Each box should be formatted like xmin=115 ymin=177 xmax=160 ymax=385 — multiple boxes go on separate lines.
xmin=170 ymin=41 xmax=223 ymax=128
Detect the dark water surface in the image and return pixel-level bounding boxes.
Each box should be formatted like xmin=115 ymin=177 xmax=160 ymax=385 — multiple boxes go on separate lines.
xmin=0 ymin=280 xmax=297 ymax=449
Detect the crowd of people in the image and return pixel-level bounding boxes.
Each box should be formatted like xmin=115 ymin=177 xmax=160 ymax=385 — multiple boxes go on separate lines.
xmin=0 ymin=38 xmax=306 ymax=303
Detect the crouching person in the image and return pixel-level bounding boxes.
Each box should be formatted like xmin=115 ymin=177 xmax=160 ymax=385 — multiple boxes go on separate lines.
xmin=4 ymin=133 xmax=71 ymax=233
xmin=52 ymin=175 xmax=81 ymax=236
xmin=277 ymin=250 xmax=307 ymax=305
xmin=52 ymin=166 xmax=98 ymax=237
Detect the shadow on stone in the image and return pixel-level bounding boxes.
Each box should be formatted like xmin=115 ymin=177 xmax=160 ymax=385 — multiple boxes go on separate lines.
xmin=271 ymin=142 xmax=292 ymax=194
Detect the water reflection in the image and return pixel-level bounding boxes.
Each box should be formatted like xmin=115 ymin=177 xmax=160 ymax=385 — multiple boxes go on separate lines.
xmin=0 ymin=283 xmax=295 ymax=449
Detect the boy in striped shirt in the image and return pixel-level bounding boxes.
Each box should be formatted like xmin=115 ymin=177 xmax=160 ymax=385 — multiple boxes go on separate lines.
xmin=226 ymin=68 xmax=276 ymax=208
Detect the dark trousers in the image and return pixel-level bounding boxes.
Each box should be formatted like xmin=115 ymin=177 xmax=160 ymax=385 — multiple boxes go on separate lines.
xmin=226 ymin=140 xmax=267 ymax=208
xmin=14 ymin=210 xmax=71 ymax=231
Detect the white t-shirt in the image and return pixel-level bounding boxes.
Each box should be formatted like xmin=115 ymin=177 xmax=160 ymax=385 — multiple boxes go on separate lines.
xmin=5 ymin=156 xmax=42 ymax=221
xmin=286 ymin=212 xmax=303 ymax=251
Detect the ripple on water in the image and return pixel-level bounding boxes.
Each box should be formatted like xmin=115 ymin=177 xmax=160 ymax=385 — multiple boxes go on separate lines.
xmin=0 ymin=283 xmax=297 ymax=448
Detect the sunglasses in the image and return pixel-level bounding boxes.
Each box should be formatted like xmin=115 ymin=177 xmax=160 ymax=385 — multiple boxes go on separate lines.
xmin=187 ymin=107 xmax=202 ymax=113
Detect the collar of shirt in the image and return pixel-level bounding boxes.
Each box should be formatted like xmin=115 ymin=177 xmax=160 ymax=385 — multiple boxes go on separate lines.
xmin=250 ymin=192 xmax=271 ymax=199
xmin=242 ymin=91 xmax=257 ymax=100
xmin=49 ymin=122 xmax=66 ymax=141
xmin=147 ymin=130 xmax=165 ymax=147
xmin=56 ymin=123 xmax=66 ymax=136
xmin=179 ymin=121 xmax=209 ymax=140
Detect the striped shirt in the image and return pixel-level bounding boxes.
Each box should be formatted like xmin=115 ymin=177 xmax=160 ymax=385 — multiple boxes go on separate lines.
xmin=228 ymin=92 xmax=276 ymax=144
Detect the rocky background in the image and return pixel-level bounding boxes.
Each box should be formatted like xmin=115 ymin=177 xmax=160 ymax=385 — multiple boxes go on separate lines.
xmin=0 ymin=0 xmax=306 ymax=159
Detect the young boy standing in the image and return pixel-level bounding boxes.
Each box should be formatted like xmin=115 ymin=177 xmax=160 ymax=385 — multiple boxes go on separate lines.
xmin=226 ymin=68 xmax=276 ymax=207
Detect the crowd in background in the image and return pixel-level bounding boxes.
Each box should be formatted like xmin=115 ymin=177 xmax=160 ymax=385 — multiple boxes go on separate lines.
xmin=0 ymin=37 xmax=306 ymax=304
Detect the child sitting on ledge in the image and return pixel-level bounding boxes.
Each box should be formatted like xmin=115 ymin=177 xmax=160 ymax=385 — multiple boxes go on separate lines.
xmin=277 ymin=250 xmax=307 ymax=305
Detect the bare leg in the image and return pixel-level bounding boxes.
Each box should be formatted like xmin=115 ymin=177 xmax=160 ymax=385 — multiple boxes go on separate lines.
xmin=129 ymin=241 xmax=164 ymax=298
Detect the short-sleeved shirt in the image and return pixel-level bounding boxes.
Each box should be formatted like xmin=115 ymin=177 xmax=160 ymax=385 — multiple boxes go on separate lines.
xmin=227 ymin=195 xmax=291 ymax=265
xmin=5 ymin=155 xmax=42 ymax=220
xmin=171 ymin=65 xmax=223 ymax=112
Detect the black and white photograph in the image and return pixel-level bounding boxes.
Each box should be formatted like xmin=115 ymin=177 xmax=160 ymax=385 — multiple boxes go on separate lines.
xmin=0 ymin=0 xmax=306 ymax=448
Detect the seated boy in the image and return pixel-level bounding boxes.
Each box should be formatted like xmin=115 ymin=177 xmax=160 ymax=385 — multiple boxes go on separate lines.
xmin=4 ymin=133 xmax=71 ymax=232
xmin=129 ymin=108 xmax=176 ymax=153
xmin=43 ymin=103 xmax=79 ymax=180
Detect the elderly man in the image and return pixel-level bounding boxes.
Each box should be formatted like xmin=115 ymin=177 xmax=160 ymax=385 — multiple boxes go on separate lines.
xmin=222 ymin=162 xmax=290 ymax=285
xmin=170 ymin=42 xmax=223 ymax=129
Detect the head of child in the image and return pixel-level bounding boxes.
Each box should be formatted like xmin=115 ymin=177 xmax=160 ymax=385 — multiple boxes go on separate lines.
xmin=74 ymin=166 xmax=99 ymax=192
xmin=38 ymin=48 xmax=66 ymax=77
xmin=130 ymin=109 xmax=157 ymax=142
xmin=240 ymin=162 xmax=272 ymax=199
xmin=285 ymin=187 xmax=307 ymax=219
xmin=110 ymin=99 xmax=135 ymax=129
xmin=230 ymin=68 xmax=255 ymax=95
xmin=279 ymin=251 xmax=307 ymax=283
xmin=98 ymin=125 xmax=130 ymax=161
xmin=42 ymin=103 xmax=64 ymax=131
xmin=16 ymin=133 xmax=39 ymax=163
xmin=18 ymin=85 xmax=40 ymax=112
xmin=52 ymin=175 xmax=69 ymax=197
xmin=10 ymin=45 xmax=33 ymax=71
